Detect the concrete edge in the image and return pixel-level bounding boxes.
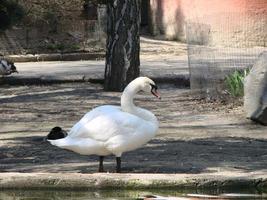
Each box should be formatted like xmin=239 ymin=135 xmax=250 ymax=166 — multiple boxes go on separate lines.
xmin=0 ymin=75 xmax=190 ymax=87
xmin=5 ymin=53 xmax=105 ymax=62
xmin=0 ymin=173 xmax=267 ymax=191
xmin=0 ymin=77 xmax=102 ymax=86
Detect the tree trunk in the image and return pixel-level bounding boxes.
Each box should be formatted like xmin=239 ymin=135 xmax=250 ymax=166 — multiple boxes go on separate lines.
xmin=104 ymin=0 xmax=141 ymax=91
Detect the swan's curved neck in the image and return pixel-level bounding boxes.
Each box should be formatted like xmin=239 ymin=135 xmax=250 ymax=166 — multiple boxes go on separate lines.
xmin=121 ymin=80 xmax=158 ymax=126
xmin=121 ymin=82 xmax=139 ymax=114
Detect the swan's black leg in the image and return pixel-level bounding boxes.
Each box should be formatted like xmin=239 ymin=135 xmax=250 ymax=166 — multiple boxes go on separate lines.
xmin=99 ymin=156 xmax=104 ymax=172
xmin=116 ymin=157 xmax=121 ymax=173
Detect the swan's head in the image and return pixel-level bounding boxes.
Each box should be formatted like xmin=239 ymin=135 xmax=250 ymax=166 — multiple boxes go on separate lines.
xmin=46 ymin=126 xmax=68 ymax=140
xmin=134 ymin=77 xmax=161 ymax=99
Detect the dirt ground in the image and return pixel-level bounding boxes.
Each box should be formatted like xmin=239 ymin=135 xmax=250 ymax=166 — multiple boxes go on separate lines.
xmin=0 ymin=82 xmax=266 ymax=174
xmin=1 ymin=37 xmax=266 ymax=176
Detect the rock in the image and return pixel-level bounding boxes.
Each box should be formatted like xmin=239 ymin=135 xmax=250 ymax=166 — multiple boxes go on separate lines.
xmin=244 ymin=51 xmax=267 ymax=125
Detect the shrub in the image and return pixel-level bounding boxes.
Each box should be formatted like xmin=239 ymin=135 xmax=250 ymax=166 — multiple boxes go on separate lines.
xmin=225 ymin=68 xmax=250 ymax=97
xmin=45 ymin=43 xmax=80 ymax=52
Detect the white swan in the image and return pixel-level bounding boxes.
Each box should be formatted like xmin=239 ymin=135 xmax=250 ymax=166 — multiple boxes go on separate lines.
xmin=0 ymin=59 xmax=18 ymax=76
xmin=48 ymin=77 xmax=160 ymax=172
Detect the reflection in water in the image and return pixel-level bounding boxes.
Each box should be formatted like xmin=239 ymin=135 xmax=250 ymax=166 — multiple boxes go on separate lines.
xmin=0 ymin=189 xmax=266 ymax=200
xmin=0 ymin=190 xmax=140 ymax=200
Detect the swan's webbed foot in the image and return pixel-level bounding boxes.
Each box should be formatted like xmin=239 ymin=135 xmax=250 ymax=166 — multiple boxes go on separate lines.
xmin=99 ymin=156 xmax=104 ymax=172
xmin=116 ymin=157 xmax=121 ymax=173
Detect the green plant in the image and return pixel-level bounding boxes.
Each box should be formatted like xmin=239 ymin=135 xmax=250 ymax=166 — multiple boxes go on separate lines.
xmin=46 ymin=43 xmax=65 ymax=51
xmin=225 ymin=68 xmax=250 ymax=97
xmin=45 ymin=43 xmax=80 ymax=52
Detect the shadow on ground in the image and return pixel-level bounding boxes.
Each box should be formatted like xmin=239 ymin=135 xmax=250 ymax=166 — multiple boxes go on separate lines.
xmin=1 ymin=136 xmax=267 ymax=174
xmin=0 ymin=83 xmax=266 ymax=174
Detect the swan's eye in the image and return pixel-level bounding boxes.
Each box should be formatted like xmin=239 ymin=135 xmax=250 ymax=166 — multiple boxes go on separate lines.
xmin=150 ymin=83 xmax=157 ymax=90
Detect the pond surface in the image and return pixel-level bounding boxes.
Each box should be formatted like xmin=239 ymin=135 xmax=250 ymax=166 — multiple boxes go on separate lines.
xmin=1 ymin=189 xmax=267 ymax=200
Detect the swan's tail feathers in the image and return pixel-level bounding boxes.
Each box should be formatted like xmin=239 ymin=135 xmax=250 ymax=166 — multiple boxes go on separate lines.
xmin=48 ymin=137 xmax=110 ymax=156
xmin=46 ymin=126 xmax=68 ymax=140
xmin=47 ymin=138 xmax=68 ymax=147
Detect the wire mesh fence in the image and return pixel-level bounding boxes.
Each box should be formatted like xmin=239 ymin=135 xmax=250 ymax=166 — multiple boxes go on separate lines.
xmin=186 ymin=11 xmax=267 ymax=99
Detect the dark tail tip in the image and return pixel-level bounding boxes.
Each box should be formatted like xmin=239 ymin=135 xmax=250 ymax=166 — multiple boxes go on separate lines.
xmin=46 ymin=126 xmax=68 ymax=140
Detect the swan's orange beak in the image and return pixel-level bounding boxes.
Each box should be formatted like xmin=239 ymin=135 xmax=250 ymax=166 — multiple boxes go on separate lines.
xmin=151 ymin=89 xmax=161 ymax=99
xmin=150 ymin=84 xmax=161 ymax=99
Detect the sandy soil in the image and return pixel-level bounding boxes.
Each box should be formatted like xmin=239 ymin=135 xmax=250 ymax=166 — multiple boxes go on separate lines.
xmin=0 ymin=82 xmax=266 ymax=174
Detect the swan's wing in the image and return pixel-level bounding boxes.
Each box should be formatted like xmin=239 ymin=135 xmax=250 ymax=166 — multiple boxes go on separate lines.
xmin=68 ymin=111 xmax=149 ymax=142
xmin=68 ymin=105 xmax=120 ymax=137
xmin=103 ymin=112 xmax=158 ymax=156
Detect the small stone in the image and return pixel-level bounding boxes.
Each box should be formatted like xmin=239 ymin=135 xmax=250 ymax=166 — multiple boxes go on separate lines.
xmin=6 ymin=153 xmax=14 ymax=158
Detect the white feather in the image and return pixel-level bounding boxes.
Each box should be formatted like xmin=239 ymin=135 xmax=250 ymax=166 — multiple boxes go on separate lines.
xmin=0 ymin=60 xmax=10 ymax=75
xmin=0 ymin=59 xmax=17 ymax=75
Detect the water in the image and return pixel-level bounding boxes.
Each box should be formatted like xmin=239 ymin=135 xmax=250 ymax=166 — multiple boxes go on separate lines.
xmin=1 ymin=189 xmax=267 ymax=200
